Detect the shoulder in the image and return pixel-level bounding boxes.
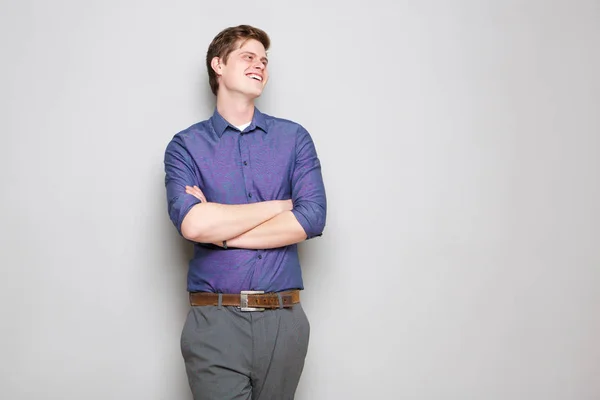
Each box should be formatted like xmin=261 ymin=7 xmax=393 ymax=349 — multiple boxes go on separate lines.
xmin=172 ymin=119 xmax=212 ymax=142
xmin=165 ymin=119 xmax=213 ymax=152
xmin=261 ymin=112 xmax=310 ymax=136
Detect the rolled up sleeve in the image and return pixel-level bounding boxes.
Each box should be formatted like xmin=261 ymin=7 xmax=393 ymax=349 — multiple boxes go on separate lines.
xmin=164 ymin=136 xmax=202 ymax=236
xmin=290 ymin=125 xmax=327 ymax=239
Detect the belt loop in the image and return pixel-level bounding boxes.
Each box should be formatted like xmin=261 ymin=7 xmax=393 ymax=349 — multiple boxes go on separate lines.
xmin=276 ymin=292 xmax=283 ymax=309
xmin=217 ymin=293 xmax=223 ymax=310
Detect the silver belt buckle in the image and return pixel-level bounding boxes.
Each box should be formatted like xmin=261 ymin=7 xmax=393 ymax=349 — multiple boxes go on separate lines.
xmin=239 ymin=290 xmax=265 ymax=312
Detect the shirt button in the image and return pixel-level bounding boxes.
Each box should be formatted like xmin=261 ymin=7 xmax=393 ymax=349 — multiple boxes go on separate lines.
xmin=248 ymin=193 xmax=252 ymax=198
xmin=258 ymin=254 xmax=262 ymax=259
xmin=243 ymin=161 xmax=248 ymax=166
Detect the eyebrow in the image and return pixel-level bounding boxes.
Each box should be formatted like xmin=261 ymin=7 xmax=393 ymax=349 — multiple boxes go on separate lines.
xmin=240 ymin=51 xmax=269 ymax=63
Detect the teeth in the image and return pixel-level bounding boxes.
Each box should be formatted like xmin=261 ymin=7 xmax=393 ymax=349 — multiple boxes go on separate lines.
xmin=248 ymin=74 xmax=262 ymax=81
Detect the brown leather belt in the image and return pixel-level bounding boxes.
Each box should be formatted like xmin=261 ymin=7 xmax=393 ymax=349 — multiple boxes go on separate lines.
xmin=189 ymin=290 xmax=300 ymax=311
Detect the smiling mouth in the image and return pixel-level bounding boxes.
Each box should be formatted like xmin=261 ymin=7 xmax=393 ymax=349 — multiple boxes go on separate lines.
xmin=246 ymin=73 xmax=263 ymax=82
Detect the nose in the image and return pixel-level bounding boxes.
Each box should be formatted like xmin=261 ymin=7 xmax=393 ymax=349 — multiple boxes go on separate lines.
xmin=253 ymin=60 xmax=266 ymax=70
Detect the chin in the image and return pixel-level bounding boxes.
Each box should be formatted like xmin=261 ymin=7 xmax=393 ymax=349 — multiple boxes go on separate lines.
xmin=244 ymin=88 xmax=264 ymax=99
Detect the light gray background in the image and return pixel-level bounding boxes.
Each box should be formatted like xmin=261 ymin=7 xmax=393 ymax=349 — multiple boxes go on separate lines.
xmin=1 ymin=0 xmax=599 ymax=399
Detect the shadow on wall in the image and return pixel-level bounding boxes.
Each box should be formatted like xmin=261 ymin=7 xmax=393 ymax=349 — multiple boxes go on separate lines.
xmin=154 ymin=163 xmax=193 ymax=311
xmin=161 ymin=70 xmax=213 ymax=293
xmin=196 ymin=69 xmax=217 ymax=118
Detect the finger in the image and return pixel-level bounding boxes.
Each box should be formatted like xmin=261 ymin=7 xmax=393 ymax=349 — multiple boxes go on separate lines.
xmin=192 ymin=188 xmax=205 ymax=199
xmin=193 ymin=187 xmax=207 ymax=201
xmin=185 ymin=188 xmax=202 ymax=200
xmin=188 ymin=193 xmax=202 ymax=201
xmin=193 ymin=185 xmax=205 ymax=194
xmin=189 ymin=191 xmax=206 ymax=202
xmin=186 ymin=186 xmax=206 ymax=202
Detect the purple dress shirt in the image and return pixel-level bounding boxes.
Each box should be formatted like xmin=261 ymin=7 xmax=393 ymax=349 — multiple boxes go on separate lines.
xmin=164 ymin=108 xmax=327 ymax=294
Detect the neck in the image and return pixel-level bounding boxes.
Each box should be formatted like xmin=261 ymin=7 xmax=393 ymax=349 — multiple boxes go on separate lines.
xmin=216 ymin=90 xmax=255 ymax=126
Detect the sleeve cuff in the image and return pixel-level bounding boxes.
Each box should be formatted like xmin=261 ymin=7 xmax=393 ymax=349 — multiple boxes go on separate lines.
xmin=291 ymin=208 xmax=321 ymax=240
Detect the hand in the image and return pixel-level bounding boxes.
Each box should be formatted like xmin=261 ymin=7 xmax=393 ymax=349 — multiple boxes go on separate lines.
xmin=185 ymin=185 xmax=207 ymax=203
xmin=283 ymin=199 xmax=293 ymax=211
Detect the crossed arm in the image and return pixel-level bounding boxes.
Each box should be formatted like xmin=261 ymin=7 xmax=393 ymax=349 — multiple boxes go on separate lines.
xmin=165 ymin=125 xmax=326 ymax=250
xmin=182 ymin=185 xmax=307 ymax=249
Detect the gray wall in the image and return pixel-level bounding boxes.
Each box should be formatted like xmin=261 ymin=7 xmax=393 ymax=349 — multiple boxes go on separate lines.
xmin=1 ymin=0 xmax=599 ymax=399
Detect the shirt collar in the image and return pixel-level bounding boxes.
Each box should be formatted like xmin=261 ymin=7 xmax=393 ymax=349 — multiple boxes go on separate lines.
xmin=210 ymin=107 xmax=268 ymax=137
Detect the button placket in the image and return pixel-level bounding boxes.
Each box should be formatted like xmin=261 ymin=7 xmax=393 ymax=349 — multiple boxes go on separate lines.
xmin=238 ymin=132 xmax=254 ymax=203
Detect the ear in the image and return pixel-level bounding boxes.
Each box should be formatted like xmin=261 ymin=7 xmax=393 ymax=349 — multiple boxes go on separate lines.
xmin=210 ymin=56 xmax=222 ymax=76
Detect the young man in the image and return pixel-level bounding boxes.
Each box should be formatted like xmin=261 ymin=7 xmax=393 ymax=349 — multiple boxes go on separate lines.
xmin=163 ymin=25 xmax=327 ymax=400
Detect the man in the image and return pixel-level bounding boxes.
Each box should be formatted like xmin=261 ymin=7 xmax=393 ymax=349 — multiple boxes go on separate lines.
xmin=163 ymin=25 xmax=327 ymax=400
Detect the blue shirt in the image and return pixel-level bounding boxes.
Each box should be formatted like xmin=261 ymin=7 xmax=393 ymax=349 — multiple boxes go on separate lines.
xmin=164 ymin=108 xmax=327 ymax=293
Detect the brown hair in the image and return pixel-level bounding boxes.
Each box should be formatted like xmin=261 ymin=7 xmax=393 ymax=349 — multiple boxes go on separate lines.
xmin=206 ymin=25 xmax=271 ymax=95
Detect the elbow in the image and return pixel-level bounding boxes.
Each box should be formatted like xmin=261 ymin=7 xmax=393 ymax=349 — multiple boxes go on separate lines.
xmin=181 ymin=220 xmax=212 ymax=242
xmin=181 ymin=218 xmax=199 ymax=241
xmin=180 ymin=204 xmax=210 ymax=242
xmin=293 ymin=202 xmax=326 ymax=239
xmin=311 ymin=202 xmax=327 ymax=236
xmin=308 ymin=211 xmax=326 ymax=238
xmin=317 ymin=219 xmax=327 ymax=236
xmin=312 ymin=217 xmax=326 ymax=238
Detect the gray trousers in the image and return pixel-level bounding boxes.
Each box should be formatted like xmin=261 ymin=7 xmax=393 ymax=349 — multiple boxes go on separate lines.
xmin=181 ymin=303 xmax=310 ymax=400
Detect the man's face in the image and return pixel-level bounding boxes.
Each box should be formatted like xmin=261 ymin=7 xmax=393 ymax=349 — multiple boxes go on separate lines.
xmin=217 ymin=39 xmax=269 ymax=99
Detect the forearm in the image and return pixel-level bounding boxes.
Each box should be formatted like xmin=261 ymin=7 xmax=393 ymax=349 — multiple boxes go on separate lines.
xmin=181 ymin=200 xmax=289 ymax=243
xmin=225 ymin=211 xmax=307 ymax=250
